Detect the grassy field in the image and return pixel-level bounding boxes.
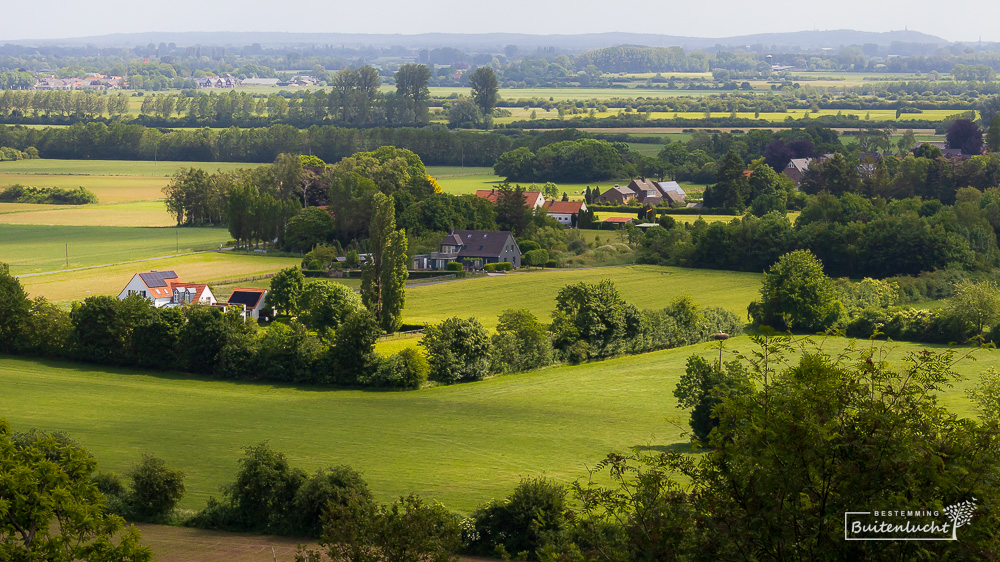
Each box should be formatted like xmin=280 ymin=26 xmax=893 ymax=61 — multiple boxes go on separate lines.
xmin=0 ymin=160 xmax=267 ymax=227
xmin=0 ymin=337 xmax=986 ymax=515
xmin=0 ymin=225 xmax=231 ymax=275
xmin=0 ymin=159 xmax=263 ymax=177
xmin=0 ymin=201 xmax=176 ymax=227
xmin=402 ymin=265 xmax=761 ymax=330
xmin=18 ymin=251 xmax=301 ymax=303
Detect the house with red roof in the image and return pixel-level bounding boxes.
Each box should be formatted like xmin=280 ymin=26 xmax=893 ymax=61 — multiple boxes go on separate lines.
xmin=475 ymin=189 xmax=546 ymax=209
xmin=544 ymin=200 xmax=588 ymax=227
xmin=117 ymin=270 xmax=217 ymax=308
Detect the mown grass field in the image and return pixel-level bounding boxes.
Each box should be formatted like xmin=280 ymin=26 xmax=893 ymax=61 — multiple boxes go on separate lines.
xmin=18 ymin=251 xmax=301 ymax=303
xmin=0 ymin=225 xmax=230 ymax=275
xmin=0 ymin=159 xmax=267 ymax=227
xmin=402 ymin=265 xmax=761 ymax=330
xmin=0 ymin=159 xmax=263 ymax=177
xmin=0 ymin=201 xmax=176 ymax=227
xmin=0 ymin=337 xmax=986 ymax=514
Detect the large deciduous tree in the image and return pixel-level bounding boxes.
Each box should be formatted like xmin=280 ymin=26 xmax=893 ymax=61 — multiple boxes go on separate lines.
xmin=947 ymin=119 xmax=985 ymax=155
xmin=297 ymin=280 xmax=365 ymax=334
xmin=748 ymin=249 xmax=842 ymax=332
xmin=0 ymin=419 xmax=152 ymax=560
xmin=573 ymin=338 xmax=1000 ymax=558
xmin=266 ymin=266 xmax=306 ymax=317
xmin=394 ymin=64 xmax=431 ymax=124
xmin=469 ymin=66 xmax=498 ymax=118
xmin=0 ymin=262 xmax=30 ymax=354
xmin=361 ymin=192 xmax=409 ymax=332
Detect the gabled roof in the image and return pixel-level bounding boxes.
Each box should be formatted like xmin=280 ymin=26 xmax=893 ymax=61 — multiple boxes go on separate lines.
xmin=138 ymin=270 xmax=178 ymax=288
xmin=627 ymin=178 xmax=657 ymax=193
xmin=228 ymin=288 xmax=266 ymax=308
xmin=787 ymin=158 xmax=813 ymax=173
xmin=601 ymin=216 xmax=634 ymax=223
xmin=655 ymin=181 xmax=686 ymax=201
xmin=442 ymin=233 xmax=463 ymax=246
xmin=447 ymin=230 xmax=518 ymax=258
xmin=545 ymin=201 xmax=586 ymax=214
xmin=475 ymin=189 xmax=543 ymax=207
xmin=170 ymin=283 xmax=211 ymax=302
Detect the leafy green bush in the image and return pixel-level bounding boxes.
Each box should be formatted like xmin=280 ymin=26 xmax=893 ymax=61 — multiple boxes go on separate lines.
xmin=484 ymin=262 xmax=513 ymax=272
xmin=748 ymin=250 xmax=842 ymax=333
xmin=420 ymin=317 xmax=492 ymax=383
xmin=292 ymin=466 xmax=372 ymax=538
xmin=523 ymin=249 xmax=549 ymax=268
xmin=127 ymin=454 xmax=186 ymax=522
xmin=465 ymin=478 xmax=570 ymax=560
xmin=445 ymin=262 xmax=464 ymax=272
xmin=361 ymin=349 xmax=429 ymax=389
xmin=0 ymin=184 xmax=98 ymax=205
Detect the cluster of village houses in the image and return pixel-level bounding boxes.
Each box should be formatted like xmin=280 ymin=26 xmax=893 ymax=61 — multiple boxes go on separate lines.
xmin=118 ymin=270 xmax=271 ymax=320
xmin=114 ymin=179 xmax=690 ymax=312
xmin=32 ymin=73 xmax=319 ymax=90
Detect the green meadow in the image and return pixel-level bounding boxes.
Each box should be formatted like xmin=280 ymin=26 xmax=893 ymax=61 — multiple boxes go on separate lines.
xmin=0 ymin=337 xmax=985 ymax=514
xmin=0 ymin=159 xmax=263 ymax=177
xmin=401 ymin=265 xmax=761 ymax=330
xmin=0 ymin=224 xmax=230 ymax=276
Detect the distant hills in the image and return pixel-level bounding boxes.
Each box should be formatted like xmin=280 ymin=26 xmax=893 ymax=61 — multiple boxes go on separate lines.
xmin=9 ymin=30 xmax=952 ymax=52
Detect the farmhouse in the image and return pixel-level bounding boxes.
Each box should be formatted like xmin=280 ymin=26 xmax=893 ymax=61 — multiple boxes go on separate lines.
xmin=117 ymin=270 xmax=217 ymax=308
xmin=226 ymin=288 xmax=271 ymax=320
xmin=412 ymin=230 xmax=521 ymax=270
xmin=625 ymin=178 xmax=661 ymax=203
xmin=475 ymin=189 xmax=546 ymax=209
xmin=594 ymin=185 xmax=635 ymax=205
xmin=622 ymin=178 xmax=686 ymax=206
xmin=544 ymin=200 xmax=587 ymax=226
xmin=783 ymin=158 xmax=813 ymax=185
xmin=656 ymin=181 xmax=687 ymax=205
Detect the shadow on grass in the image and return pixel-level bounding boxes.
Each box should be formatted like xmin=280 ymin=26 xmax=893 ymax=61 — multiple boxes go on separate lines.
xmin=0 ymin=354 xmax=414 ymax=395
xmin=631 ymin=442 xmax=698 ymax=454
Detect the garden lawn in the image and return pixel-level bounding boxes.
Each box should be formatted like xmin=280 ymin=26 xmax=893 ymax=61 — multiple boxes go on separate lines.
xmin=0 ymin=337 xmax=984 ymax=514
xmin=18 ymin=251 xmax=301 ymax=303
xmin=402 ymin=265 xmax=762 ymax=330
xmin=1 ymin=225 xmax=230 ymax=275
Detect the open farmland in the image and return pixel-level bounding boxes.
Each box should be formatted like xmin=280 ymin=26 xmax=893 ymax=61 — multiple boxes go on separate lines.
xmin=0 ymin=337 xmax=984 ymax=514
xmin=18 ymin=251 xmax=301 ymax=303
xmin=0 ymin=224 xmax=230 ymax=275
xmin=402 ymin=265 xmax=761 ymax=330
xmin=0 ymin=159 xmax=267 ymax=227
xmin=0 ymin=159 xmax=264 ymax=176
xmin=0 ymin=201 xmax=177 ymax=227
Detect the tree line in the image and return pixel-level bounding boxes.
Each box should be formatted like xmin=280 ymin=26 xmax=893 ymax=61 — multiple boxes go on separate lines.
xmin=0 ymin=121 xmax=518 ymax=165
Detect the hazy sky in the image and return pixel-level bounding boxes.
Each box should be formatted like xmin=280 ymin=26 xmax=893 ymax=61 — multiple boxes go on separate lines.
xmin=3 ymin=0 xmax=1000 ymax=43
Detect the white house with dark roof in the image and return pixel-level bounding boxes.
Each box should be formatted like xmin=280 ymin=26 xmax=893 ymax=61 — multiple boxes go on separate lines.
xmin=227 ymin=288 xmax=270 ymax=320
xmin=117 ymin=270 xmax=216 ymax=308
